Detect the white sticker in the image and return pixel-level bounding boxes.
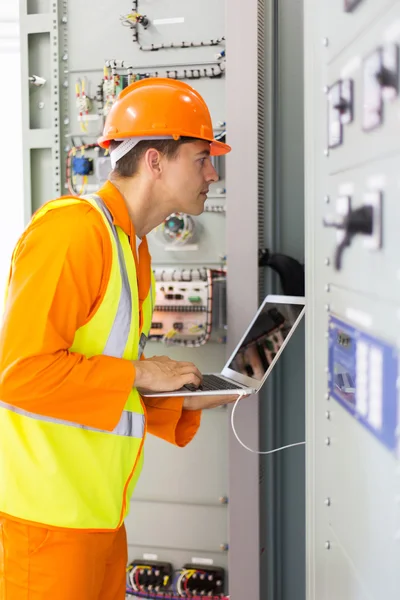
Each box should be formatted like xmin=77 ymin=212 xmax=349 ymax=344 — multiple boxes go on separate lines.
xmin=191 ymin=557 xmax=214 ymax=566
xmin=143 ymin=553 xmax=158 ymax=561
xmin=153 ymin=17 xmax=185 ymax=26
xmin=345 ymin=308 xmax=372 ymax=329
xmin=368 ymin=346 xmax=383 ymax=430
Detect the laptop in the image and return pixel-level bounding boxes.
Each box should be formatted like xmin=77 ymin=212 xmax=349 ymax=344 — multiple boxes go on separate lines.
xmin=141 ymin=294 xmax=305 ymax=397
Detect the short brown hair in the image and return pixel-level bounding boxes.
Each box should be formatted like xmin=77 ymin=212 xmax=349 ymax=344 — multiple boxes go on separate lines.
xmin=110 ymin=137 xmax=201 ymax=178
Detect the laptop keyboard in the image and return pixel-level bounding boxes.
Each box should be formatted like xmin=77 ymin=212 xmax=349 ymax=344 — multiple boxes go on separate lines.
xmin=182 ymin=374 xmax=243 ymax=392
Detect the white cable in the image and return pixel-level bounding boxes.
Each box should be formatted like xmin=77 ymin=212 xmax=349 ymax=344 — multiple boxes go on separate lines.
xmin=231 ymin=392 xmax=306 ymax=455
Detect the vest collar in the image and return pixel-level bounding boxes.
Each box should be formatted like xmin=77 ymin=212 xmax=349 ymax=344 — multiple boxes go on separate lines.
xmin=97 ymin=180 xmax=133 ymax=238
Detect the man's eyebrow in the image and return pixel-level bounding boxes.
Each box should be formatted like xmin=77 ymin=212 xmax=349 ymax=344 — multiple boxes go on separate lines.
xmin=196 ymin=149 xmax=211 ymax=157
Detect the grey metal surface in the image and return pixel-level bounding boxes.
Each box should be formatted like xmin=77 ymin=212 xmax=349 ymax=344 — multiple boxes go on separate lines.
xmin=66 ymin=0 xmax=224 ymax=72
xmin=256 ymin=2 xmax=306 ymax=600
xmin=304 ymin=1 xmax=400 ymax=600
xmin=19 ymin=0 xmax=61 ymax=222
xmin=226 ymin=0 xmax=261 ymax=598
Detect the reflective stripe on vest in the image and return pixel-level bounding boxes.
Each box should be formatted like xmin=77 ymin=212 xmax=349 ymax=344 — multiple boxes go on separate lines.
xmin=0 ymin=401 xmax=145 ymax=438
xmin=92 ymin=195 xmax=133 ymax=358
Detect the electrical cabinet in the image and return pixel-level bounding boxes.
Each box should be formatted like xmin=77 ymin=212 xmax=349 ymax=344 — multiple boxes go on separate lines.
xmin=305 ymin=1 xmax=400 ymax=599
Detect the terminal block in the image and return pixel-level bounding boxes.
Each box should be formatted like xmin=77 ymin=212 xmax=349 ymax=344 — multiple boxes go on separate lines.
xmin=127 ymin=559 xmax=172 ymax=594
xmin=181 ymin=563 xmax=225 ymax=596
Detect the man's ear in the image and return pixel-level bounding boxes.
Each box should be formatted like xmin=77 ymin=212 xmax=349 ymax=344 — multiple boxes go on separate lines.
xmin=144 ymin=148 xmax=162 ymax=177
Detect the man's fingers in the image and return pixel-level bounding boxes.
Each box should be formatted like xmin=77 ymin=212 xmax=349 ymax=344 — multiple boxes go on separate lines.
xmin=179 ymin=373 xmax=202 ymax=388
xmin=178 ymin=365 xmax=202 ymax=379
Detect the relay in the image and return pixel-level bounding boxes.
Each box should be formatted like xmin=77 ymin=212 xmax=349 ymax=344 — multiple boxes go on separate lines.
xmin=72 ymin=156 xmax=93 ymax=176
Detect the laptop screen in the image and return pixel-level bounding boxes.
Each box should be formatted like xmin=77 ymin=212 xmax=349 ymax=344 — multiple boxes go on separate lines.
xmin=226 ymin=300 xmax=304 ymax=381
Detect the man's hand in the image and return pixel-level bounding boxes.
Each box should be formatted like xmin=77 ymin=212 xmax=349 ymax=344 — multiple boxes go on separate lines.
xmin=133 ymin=355 xmax=202 ymax=393
xmin=183 ymin=393 xmax=251 ymax=411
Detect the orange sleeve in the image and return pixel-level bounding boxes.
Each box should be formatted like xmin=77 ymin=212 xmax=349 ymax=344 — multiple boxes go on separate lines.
xmin=138 ymin=354 xmax=202 ymax=446
xmin=0 ymin=203 xmax=135 ymax=431
xmin=143 ymin=396 xmax=202 ymax=447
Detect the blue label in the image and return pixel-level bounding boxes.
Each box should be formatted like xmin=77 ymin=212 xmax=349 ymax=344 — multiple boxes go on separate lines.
xmin=328 ymin=315 xmax=399 ymax=457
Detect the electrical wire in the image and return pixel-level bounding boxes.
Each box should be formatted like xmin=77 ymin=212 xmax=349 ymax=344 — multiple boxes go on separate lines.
xmin=126 ymin=590 xmax=229 ymax=600
xmin=65 ymin=143 xmax=98 ymax=196
xmin=231 ymin=392 xmax=306 ymax=455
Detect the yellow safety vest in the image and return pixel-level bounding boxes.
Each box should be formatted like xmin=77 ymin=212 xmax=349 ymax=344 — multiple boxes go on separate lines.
xmin=0 ymin=194 xmax=155 ymax=530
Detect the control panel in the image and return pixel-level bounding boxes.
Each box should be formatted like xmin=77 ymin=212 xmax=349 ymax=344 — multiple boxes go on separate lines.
xmin=305 ymin=1 xmax=400 ymax=599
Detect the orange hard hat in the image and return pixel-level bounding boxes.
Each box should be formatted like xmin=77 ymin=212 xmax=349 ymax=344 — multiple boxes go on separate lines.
xmin=97 ymin=78 xmax=231 ymax=156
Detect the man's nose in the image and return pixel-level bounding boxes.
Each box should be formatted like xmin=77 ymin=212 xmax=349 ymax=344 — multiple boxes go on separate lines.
xmin=207 ymin=162 xmax=219 ymax=183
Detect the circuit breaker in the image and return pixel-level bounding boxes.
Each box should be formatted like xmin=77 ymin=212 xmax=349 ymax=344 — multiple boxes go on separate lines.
xmin=305 ymin=1 xmax=400 ymax=599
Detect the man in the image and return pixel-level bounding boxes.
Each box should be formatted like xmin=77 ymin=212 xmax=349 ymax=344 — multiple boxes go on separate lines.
xmin=0 ymin=78 xmax=240 ymax=599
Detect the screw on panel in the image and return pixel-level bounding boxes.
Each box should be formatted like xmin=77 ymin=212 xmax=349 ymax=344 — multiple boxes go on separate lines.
xmin=325 ymin=304 xmax=330 ymax=312
xmin=325 ymin=284 xmax=330 ymax=292
xmin=325 ymin=437 xmax=331 ymax=446
xmin=62 ymin=53 xmax=68 ymax=61
xmin=324 ymin=195 xmax=330 ymax=203
xmin=61 ymin=15 xmax=67 ymax=24
xmin=63 ymin=80 xmax=69 ymax=88
xmin=38 ymin=102 xmax=45 ymax=109
xmin=325 ymin=331 xmax=329 ymax=339
xmin=322 ymin=38 xmax=329 ymax=47
xmin=323 ymin=85 xmax=329 ymax=94
xmin=63 ymin=117 xmax=70 ymax=125
xmin=323 ymin=149 xmax=329 ymax=156
xmin=325 ymin=411 xmax=331 ymax=420
xmin=324 ymin=497 xmax=331 ymax=507
xmin=325 ymin=258 xmax=330 ymax=266
xmin=325 ymin=541 xmax=331 ymax=549
xmin=325 ymin=393 xmax=330 ymax=400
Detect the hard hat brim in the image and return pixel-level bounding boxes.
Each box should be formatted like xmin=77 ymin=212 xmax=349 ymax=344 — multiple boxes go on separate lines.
xmin=98 ymin=134 xmax=231 ymax=155
xmin=210 ymin=139 xmax=231 ymax=156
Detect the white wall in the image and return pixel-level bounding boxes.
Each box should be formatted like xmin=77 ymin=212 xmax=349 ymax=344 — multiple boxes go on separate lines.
xmin=0 ymin=0 xmax=24 ymax=308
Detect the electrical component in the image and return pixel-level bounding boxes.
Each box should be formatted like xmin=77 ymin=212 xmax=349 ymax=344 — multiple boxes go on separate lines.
xmin=125 ymin=1 xmax=225 ymax=53
xmin=344 ymin=0 xmax=364 ymax=11
xmin=29 ymin=74 xmax=46 ymax=86
xmin=72 ymin=155 xmax=93 ymax=176
xmin=327 ymin=79 xmax=353 ymax=148
xmin=95 ymin=155 xmax=112 ymax=183
xmin=75 ymin=78 xmax=92 ymax=132
xmin=138 ymin=38 xmax=225 ymax=52
xmin=150 ymin=268 xmax=212 ymax=346
xmin=127 ymin=560 xmax=172 ymax=594
xmin=161 ymin=213 xmax=195 ymax=246
xmin=176 ymin=565 xmax=225 ymax=597
xmin=362 ymin=44 xmax=399 ymax=131
xmin=66 ymin=144 xmax=99 ymax=196
xmin=120 ymin=12 xmax=150 ymax=29
xmin=323 ymin=192 xmax=382 ymax=270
